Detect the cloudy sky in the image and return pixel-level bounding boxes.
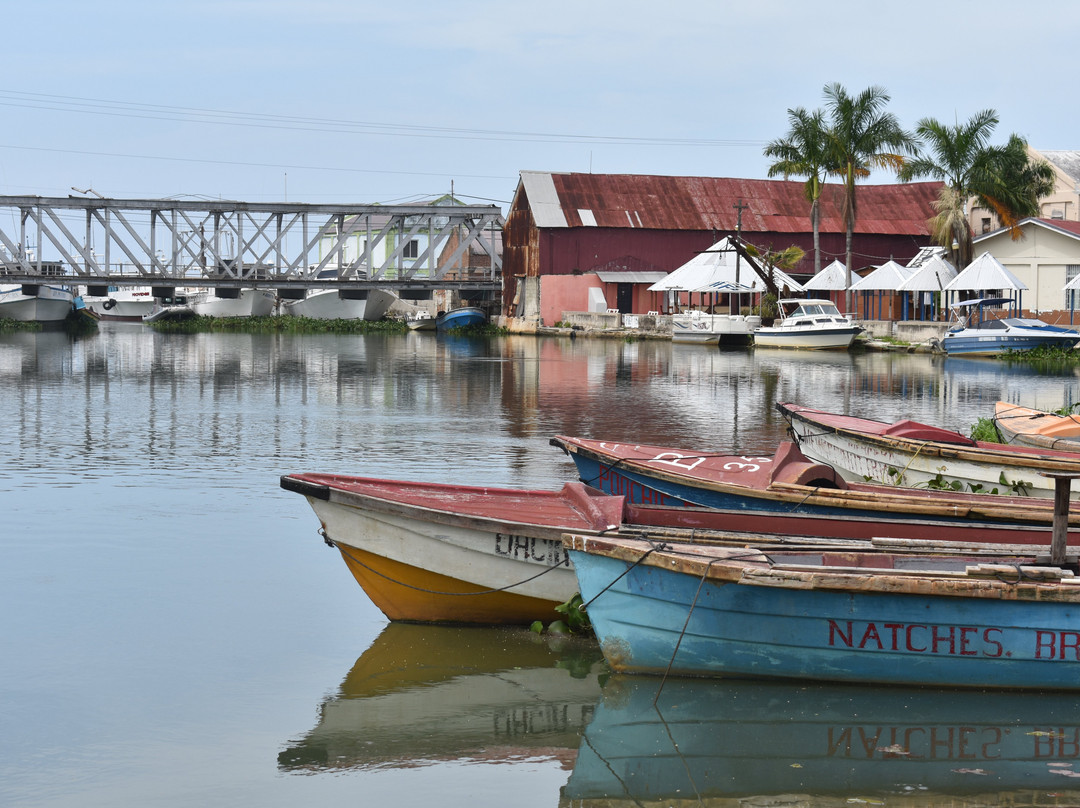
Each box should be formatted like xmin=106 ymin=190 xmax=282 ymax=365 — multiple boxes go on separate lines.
xmin=2 ymin=0 xmax=1076 ymax=211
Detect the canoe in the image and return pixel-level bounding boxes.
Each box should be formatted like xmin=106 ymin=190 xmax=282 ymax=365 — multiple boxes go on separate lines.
xmin=564 ymin=533 xmax=1080 ymax=689
xmin=551 ymin=435 xmax=1080 ymax=535
xmin=779 ymin=401 xmax=1080 ymax=497
xmin=994 ymin=400 xmax=1080 ymax=452
xmin=566 ymin=674 xmax=1080 ymax=804
xmin=279 ymin=623 xmax=603 ymax=771
xmin=279 ymin=474 xmax=623 ymax=624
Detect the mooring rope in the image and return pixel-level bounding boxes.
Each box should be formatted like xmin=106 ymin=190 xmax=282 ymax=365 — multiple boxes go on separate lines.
xmin=320 ymin=527 xmax=564 ymax=597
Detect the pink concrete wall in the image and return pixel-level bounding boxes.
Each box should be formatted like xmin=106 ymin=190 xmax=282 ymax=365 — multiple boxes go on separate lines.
xmin=541 ymin=274 xmax=607 ymax=325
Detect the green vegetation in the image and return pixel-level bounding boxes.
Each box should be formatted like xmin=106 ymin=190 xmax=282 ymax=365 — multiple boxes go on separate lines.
xmin=1000 ymin=344 xmax=1080 ymax=363
xmin=969 ymin=416 xmax=1001 ymax=442
xmin=0 ymin=317 xmax=41 ymax=332
xmin=531 ymin=593 xmax=591 ymax=636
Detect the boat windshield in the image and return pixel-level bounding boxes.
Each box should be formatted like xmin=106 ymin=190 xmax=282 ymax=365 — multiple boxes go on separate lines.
xmin=785 ymin=301 xmax=840 ymax=318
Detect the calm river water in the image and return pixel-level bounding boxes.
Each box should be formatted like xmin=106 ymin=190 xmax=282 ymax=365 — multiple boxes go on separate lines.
xmin=4 ymin=324 xmax=1080 ymax=807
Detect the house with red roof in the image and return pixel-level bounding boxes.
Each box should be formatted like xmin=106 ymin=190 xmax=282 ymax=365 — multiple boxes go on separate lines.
xmin=502 ymin=171 xmax=943 ymax=325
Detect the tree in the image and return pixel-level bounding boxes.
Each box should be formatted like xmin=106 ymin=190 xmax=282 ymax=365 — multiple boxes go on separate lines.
xmin=822 ymin=83 xmax=914 ymax=310
xmin=899 ymin=111 xmax=1053 ymax=267
xmin=764 ymin=107 xmax=833 ymax=275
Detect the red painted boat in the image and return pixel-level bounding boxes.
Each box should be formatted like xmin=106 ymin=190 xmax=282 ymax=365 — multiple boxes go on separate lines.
xmin=551 ymin=436 xmax=1080 ymax=538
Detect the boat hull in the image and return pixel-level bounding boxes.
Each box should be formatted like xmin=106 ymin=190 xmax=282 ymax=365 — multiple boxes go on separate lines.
xmin=279 ymin=475 xmax=626 ymax=624
xmin=781 ymin=401 xmax=1080 ymax=497
xmin=994 ymin=401 xmax=1080 ymax=452
xmin=0 ymin=285 xmax=74 ymax=322
xmin=281 ymin=288 xmax=396 ymax=320
xmin=568 ymin=537 xmax=1080 ymax=689
xmin=436 ymin=306 xmax=486 ymax=330
xmin=188 ymin=288 xmax=276 ymax=318
xmin=81 ymin=288 xmax=157 ymax=322
xmin=753 ymin=325 xmax=860 ymax=349
xmin=670 ymin=313 xmax=754 ymax=346
xmin=943 ymin=326 xmax=1080 ymax=355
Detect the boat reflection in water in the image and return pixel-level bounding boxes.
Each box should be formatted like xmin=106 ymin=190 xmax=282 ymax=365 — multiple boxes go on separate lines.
xmin=278 ymin=623 xmax=605 ymax=772
xmin=563 ymin=675 xmax=1080 ymax=806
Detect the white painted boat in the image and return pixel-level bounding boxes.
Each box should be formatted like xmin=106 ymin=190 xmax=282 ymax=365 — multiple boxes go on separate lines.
xmin=405 ymin=311 xmax=437 ymax=331
xmin=80 ymin=286 xmax=157 ymax=322
xmin=779 ymin=401 xmax=1080 ymax=497
xmin=670 ymin=311 xmax=758 ymax=346
xmin=280 ymin=287 xmax=396 ymax=320
xmin=0 ymin=284 xmax=74 ymax=322
xmin=753 ymin=298 xmax=861 ymax=350
xmin=184 ymin=287 xmax=276 ymax=318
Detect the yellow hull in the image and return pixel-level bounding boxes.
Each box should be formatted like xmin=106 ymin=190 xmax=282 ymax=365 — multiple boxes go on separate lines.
xmin=336 ymin=544 xmax=564 ymax=625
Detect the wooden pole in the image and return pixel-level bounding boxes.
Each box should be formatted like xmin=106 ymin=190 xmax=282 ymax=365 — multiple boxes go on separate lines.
xmin=1041 ymin=472 xmax=1080 ymax=565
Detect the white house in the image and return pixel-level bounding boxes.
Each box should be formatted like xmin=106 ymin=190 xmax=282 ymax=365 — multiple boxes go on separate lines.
xmin=972 ymin=218 xmax=1080 ymax=315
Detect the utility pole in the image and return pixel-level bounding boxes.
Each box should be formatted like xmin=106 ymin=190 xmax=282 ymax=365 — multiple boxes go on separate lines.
xmin=732 ymin=199 xmax=748 ymax=314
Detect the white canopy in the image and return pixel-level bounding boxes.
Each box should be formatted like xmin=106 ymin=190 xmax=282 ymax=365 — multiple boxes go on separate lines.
xmin=802 ymin=259 xmax=849 ymax=291
xmin=896 ymin=254 xmax=958 ymax=292
xmin=848 ymin=260 xmax=914 ymax=292
xmin=1064 ymin=273 xmax=1080 ymax=291
xmin=649 ymin=237 xmax=752 ymax=292
xmin=649 ymin=237 xmax=804 ymax=293
xmin=945 ymin=251 xmax=1027 ymax=291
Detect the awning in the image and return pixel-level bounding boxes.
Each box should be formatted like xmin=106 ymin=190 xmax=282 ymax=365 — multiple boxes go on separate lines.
xmin=595 ymin=271 xmax=669 ymax=284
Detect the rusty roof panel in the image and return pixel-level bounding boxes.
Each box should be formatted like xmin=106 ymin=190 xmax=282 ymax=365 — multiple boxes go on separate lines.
xmin=535 ymin=172 xmax=942 ymax=236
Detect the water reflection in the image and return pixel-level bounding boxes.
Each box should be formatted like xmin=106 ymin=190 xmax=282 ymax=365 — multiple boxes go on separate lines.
xmin=278 ymin=623 xmax=605 ymax=772
xmin=563 ymin=675 xmax=1080 ymax=805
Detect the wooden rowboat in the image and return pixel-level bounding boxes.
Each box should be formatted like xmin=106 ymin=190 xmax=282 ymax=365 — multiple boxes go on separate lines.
xmin=564 ymin=533 xmax=1080 ymax=689
xmin=551 ymin=435 xmax=1080 ymax=536
xmin=779 ymin=401 xmax=1080 ymax=497
xmin=994 ymin=400 xmax=1080 ymax=452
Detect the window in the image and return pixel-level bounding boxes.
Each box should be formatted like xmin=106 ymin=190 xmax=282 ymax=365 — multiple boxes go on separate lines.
xmin=981 ymin=218 xmax=991 ymax=233
xmin=403 ymin=240 xmax=419 ymax=259
xmin=1067 ymin=265 xmax=1080 ymax=310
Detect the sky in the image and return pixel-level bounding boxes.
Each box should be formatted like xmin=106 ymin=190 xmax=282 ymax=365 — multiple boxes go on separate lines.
xmin=3 ymin=0 xmax=1078 ymax=214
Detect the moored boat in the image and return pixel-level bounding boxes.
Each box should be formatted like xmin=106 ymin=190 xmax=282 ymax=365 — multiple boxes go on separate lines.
xmin=0 ymin=283 xmax=74 ymax=323
xmin=752 ymin=298 xmax=861 ymax=350
xmin=435 ymin=306 xmax=486 ymax=330
xmin=941 ymin=297 xmax=1080 ymax=355
xmin=994 ymin=400 xmax=1080 ymax=451
xmin=184 ymin=287 xmax=277 ymax=318
xmin=564 ymin=533 xmax=1080 ymax=689
xmin=405 ymin=310 xmax=437 ymax=331
xmin=80 ymin=286 xmax=157 ymax=322
xmin=670 ymin=311 xmax=758 ymax=346
xmin=551 ymin=434 xmax=1080 ymax=532
xmin=279 ymin=269 xmax=397 ymax=320
xmin=279 ymin=474 xmax=624 ymax=624
xmin=779 ymin=401 xmax=1080 ymax=497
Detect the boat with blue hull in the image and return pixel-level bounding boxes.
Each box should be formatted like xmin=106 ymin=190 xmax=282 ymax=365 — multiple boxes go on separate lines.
xmin=550 ymin=435 xmax=1080 ymax=532
xmin=941 ymin=297 xmax=1080 ymax=355
xmin=564 ymin=534 xmax=1080 ymax=689
xmin=565 ymin=675 xmax=1080 ymax=804
xmin=436 ymin=306 xmax=486 ymax=331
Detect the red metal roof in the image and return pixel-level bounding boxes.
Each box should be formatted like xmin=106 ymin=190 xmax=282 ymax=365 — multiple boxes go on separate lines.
xmin=542 ymin=172 xmax=942 ymax=236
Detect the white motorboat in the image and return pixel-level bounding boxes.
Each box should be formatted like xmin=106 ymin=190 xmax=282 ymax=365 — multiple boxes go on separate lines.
xmin=671 ymin=311 xmax=759 ymax=346
xmin=0 ymin=283 xmax=74 ymax=323
xmin=752 ymin=298 xmax=861 ymax=350
xmin=940 ymin=297 xmax=1080 ymax=355
xmin=80 ymin=286 xmax=157 ymax=322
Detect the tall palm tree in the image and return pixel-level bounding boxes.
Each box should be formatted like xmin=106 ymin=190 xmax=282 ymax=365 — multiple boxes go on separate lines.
xmin=764 ymin=107 xmax=832 ymax=274
xmin=822 ymin=83 xmax=914 ymax=310
xmin=900 ymin=114 xmax=1055 ymax=267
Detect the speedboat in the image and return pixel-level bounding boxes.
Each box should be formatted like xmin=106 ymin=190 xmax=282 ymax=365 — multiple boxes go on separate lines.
xmin=752 ymin=298 xmax=861 ymax=350
xmin=0 ymin=283 xmax=74 ymax=323
xmin=941 ymin=297 xmax=1080 ymax=355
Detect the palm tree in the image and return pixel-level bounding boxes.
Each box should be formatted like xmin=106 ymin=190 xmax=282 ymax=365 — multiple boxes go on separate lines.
xmin=822 ymin=83 xmax=914 ymax=310
xmin=900 ymin=114 xmax=1055 ymax=267
xmin=764 ymin=107 xmax=832 ymax=274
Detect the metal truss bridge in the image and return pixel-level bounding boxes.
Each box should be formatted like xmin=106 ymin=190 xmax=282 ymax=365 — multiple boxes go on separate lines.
xmin=0 ymin=196 xmax=504 ymax=299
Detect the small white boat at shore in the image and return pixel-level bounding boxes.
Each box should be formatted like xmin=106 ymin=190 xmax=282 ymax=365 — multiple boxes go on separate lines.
xmin=753 ymin=298 xmax=861 ymax=350
xmin=671 ymin=311 xmax=759 ymax=346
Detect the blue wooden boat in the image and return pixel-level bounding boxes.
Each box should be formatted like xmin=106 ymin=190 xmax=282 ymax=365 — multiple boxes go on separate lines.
xmin=941 ymin=297 xmax=1080 ymax=355
xmin=565 ymin=533 xmax=1080 ymax=689
xmin=566 ymin=675 xmax=1080 ymax=803
xmin=550 ymin=435 xmax=1080 ymax=532
xmin=435 ymin=306 xmax=487 ymax=331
